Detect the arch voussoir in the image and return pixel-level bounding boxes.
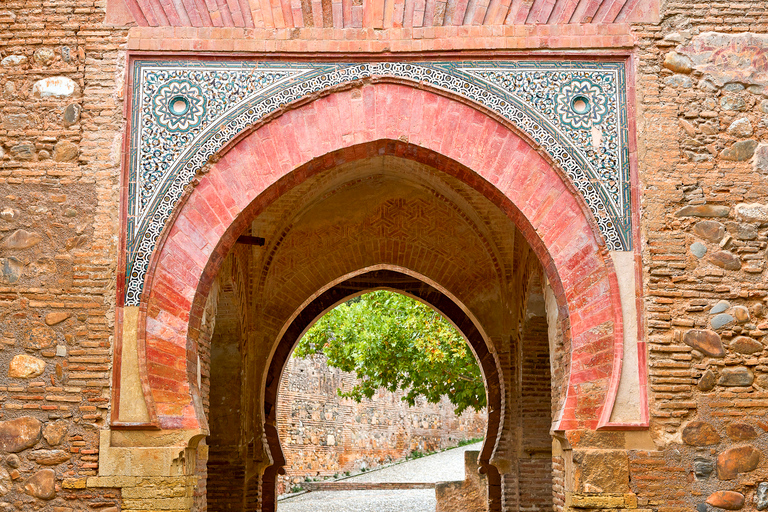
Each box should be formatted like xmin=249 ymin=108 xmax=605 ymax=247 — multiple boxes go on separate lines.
xmin=138 ymin=82 xmax=624 ymax=432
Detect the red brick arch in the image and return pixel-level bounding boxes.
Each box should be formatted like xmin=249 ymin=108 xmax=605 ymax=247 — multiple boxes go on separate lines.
xmin=135 ymin=82 xmax=623 ymax=432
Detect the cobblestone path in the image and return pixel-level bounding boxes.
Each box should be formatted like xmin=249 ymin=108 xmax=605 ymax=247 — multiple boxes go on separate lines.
xmin=277 ymin=442 xmax=482 ymax=512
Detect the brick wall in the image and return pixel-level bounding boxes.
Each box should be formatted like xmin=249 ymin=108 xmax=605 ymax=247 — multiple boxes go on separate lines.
xmin=276 ymin=353 xmax=487 ymax=492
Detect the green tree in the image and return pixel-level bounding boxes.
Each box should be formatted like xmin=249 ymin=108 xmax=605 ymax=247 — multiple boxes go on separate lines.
xmin=294 ymin=290 xmax=486 ymax=415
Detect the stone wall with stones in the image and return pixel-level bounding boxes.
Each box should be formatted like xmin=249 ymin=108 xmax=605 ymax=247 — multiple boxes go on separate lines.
xmin=276 ymin=354 xmax=487 ymax=493
xmin=622 ymin=4 xmax=768 ymax=511
xmin=0 ymin=0 xmax=128 ymax=508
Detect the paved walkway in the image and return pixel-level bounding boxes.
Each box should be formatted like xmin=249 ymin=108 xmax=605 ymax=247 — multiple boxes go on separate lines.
xmin=278 ymin=442 xmax=482 ymax=512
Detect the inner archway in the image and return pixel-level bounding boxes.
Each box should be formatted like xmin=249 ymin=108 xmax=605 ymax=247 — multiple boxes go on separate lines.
xmin=198 ymin=151 xmax=569 ymax=512
xmin=273 ymin=285 xmax=490 ymax=506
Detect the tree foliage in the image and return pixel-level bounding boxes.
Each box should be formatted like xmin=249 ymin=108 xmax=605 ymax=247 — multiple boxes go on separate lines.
xmin=294 ymin=290 xmax=486 ymax=415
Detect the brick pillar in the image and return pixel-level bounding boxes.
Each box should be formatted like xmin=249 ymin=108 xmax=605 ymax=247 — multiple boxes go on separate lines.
xmin=518 ymin=314 xmax=553 ymax=510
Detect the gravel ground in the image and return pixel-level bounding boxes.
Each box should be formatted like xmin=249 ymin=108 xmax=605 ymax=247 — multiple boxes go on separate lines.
xmin=278 ymin=441 xmax=482 ymax=512
xmin=342 ymin=441 xmax=483 ymax=483
xmin=278 ymin=489 xmax=436 ymax=512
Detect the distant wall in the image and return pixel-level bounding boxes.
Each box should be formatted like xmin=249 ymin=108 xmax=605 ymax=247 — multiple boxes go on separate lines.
xmin=276 ymin=354 xmax=487 ymax=492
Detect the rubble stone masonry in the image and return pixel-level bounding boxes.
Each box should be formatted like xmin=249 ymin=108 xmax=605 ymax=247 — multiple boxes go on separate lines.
xmin=276 ymin=354 xmax=486 ymax=493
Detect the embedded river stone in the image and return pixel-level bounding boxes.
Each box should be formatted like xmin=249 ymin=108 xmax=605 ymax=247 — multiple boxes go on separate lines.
xmin=736 ymin=203 xmax=768 ymax=223
xmin=717 ymin=445 xmax=761 ymax=480
xmin=732 ymin=306 xmax=750 ymax=323
xmin=62 ymin=103 xmax=81 ymax=126
xmin=698 ymin=370 xmax=717 ymax=391
xmin=675 ymin=205 xmax=730 ymax=217
xmin=42 ymin=420 xmax=67 ymax=446
xmin=711 ymin=300 xmax=731 ymax=314
xmin=53 ymin=140 xmax=78 ymax=162
xmin=727 ymin=117 xmax=753 ymax=137
xmin=664 ymin=51 xmax=693 ymax=73
xmin=24 ymin=469 xmax=55 ymax=500
xmin=9 ymin=354 xmax=45 ymax=379
xmin=0 ymin=417 xmax=42 ymax=452
xmin=683 ymin=329 xmax=725 ymax=357
xmin=694 ymin=457 xmax=715 ymax=479
xmin=44 ymin=312 xmax=69 ymax=326
xmin=1 ymin=55 xmax=26 ymax=67
xmin=682 ymin=421 xmax=720 ymax=446
xmin=1 ymin=229 xmax=42 ymax=250
xmin=707 ymin=490 xmax=745 ymax=510
xmin=726 ymin=222 xmax=758 ymax=240
xmin=730 ymin=336 xmax=763 ymax=354
xmin=756 ymin=482 xmax=768 ymax=510
xmin=709 ymin=251 xmax=742 ymax=271
xmin=0 ymin=467 xmax=10 ymax=496
xmin=694 ymin=220 xmax=725 ymax=242
xmin=33 ymin=48 xmax=54 ymax=66
xmin=711 ymin=313 xmax=735 ymax=329
xmin=720 ymin=95 xmax=747 ymax=111
xmin=726 ymin=423 xmax=759 ymax=441
xmin=691 ymin=242 xmax=707 ymax=258
xmin=719 ymin=368 xmax=754 ymax=387
xmin=756 ymin=144 xmax=768 ymax=174
xmin=23 ymin=326 xmax=56 ymax=350
xmin=722 ymin=139 xmax=758 ymax=161
xmin=28 ymin=449 xmax=70 ymax=465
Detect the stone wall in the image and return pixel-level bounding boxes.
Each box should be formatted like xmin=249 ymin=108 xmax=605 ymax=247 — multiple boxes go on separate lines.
xmin=0 ymin=0 xmax=128 ymax=509
xmin=276 ymin=354 xmax=487 ymax=492
xmin=624 ymin=5 xmax=768 ymax=510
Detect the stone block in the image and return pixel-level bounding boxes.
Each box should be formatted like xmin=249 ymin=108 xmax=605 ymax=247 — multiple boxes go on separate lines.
xmin=575 ymin=450 xmax=629 ymax=493
xmin=717 ymin=445 xmax=760 ymax=479
xmin=0 ymin=417 xmax=42 ymax=452
xmin=682 ymin=421 xmax=720 ymax=446
xmin=683 ymin=329 xmax=725 ymax=357
xmin=31 ymin=77 xmax=77 ymax=99
xmin=9 ymin=355 xmax=45 ymax=379
xmin=676 ymin=205 xmax=730 ymax=218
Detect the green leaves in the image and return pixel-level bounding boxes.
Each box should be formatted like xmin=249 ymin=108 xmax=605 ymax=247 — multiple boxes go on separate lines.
xmin=295 ymin=290 xmax=486 ymax=415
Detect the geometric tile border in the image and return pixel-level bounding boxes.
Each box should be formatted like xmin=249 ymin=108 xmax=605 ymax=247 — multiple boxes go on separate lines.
xmin=126 ymin=59 xmax=631 ymax=306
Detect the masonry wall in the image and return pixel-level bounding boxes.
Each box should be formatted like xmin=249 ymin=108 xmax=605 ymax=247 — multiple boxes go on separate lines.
xmin=0 ymin=0 xmax=128 ymax=509
xmin=626 ymin=4 xmax=768 ymax=511
xmin=276 ymin=353 xmax=487 ymax=492
xmin=3 ymin=0 xmax=768 ymax=510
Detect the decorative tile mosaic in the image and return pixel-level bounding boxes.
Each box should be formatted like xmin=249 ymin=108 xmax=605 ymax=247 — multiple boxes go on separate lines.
xmin=126 ymin=60 xmax=633 ymax=306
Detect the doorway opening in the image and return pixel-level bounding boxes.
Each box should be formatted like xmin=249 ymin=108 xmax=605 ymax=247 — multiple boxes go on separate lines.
xmin=275 ymin=289 xmax=488 ymax=507
xmin=192 ymin=152 xmax=567 ymax=511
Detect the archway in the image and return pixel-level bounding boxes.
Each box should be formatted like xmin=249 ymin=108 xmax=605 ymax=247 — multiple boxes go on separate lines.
xmin=133 ymin=82 xmax=625 ymax=511
xmin=263 ymin=269 xmax=504 ymax=511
